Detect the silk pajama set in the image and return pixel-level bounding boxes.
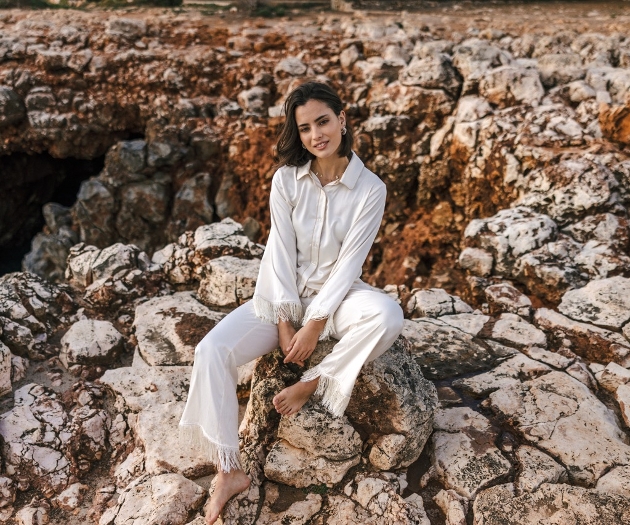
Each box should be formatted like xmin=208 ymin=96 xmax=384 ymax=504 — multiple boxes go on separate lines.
xmin=179 ymin=152 xmax=404 ymax=472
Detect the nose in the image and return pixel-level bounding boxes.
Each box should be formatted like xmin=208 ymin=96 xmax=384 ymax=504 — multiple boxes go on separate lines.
xmin=311 ymin=127 xmax=322 ymax=143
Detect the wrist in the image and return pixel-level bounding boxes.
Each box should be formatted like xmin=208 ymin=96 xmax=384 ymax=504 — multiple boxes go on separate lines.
xmin=305 ymin=318 xmax=327 ymax=333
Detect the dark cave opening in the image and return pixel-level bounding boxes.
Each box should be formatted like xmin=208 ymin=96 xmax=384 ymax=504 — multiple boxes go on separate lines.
xmin=0 ymin=153 xmax=105 ymax=277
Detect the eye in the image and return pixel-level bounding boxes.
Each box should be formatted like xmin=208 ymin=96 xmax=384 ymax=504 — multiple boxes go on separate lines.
xmin=319 ymin=119 xmax=329 ymax=125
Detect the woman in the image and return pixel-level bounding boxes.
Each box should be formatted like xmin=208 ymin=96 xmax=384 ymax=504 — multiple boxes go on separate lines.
xmin=179 ymin=81 xmax=404 ymax=525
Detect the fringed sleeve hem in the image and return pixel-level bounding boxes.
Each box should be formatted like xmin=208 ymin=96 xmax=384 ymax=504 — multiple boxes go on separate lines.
xmin=253 ymin=295 xmax=303 ymax=325
xmin=302 ymin=304 xmax=335 ymax=340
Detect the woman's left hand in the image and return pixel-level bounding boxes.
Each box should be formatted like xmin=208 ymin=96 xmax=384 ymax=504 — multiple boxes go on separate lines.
xmin=283 ymin=319 xmax=327 ymax=366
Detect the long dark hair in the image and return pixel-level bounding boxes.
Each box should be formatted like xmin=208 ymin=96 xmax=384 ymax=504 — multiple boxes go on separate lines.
xmin=276 ymin=82 xmax=354 ymax=167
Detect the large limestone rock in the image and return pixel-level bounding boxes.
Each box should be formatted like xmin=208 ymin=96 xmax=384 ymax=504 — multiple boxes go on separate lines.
xmin=60 ymin=319 xmax=125 ymax=369
xmin=483 ymin=282 xmax=532 ymax=319
xmin=406 ymin=288 xmax=473 ymax=318
xmin=558 ymin=276 xmax=630 ymax=330
xmin=132 ymin=402 xmax=214 ymax=478
xmin=0 ymin=383 xmax=109 ymax=498
xmin=197 ymin=256 xmax=260 ymax=308
xmin=515 ymin=445 xmax=567 ymax=493
xmin=133 ymin=291 xmax=224 ymax=366
xmin=0 ymin=342 xmax=11 ymax=397
xmin=488 ymin=371 xmax=630 ymax=485
xmin=534 ymin=308 xmax=630 ymax=366
xmin=424 ymin=408 xmax=511 ymax=499
xmin=473 ymin=483 xmax=630 ymax=524
xmin=0 ymin=272 xmax=73 ymax=359
xmin=478 ymin=65 xmax=544 ymax=108
xmin=402 ymin=318 xmax=516 ymax=379
xmin=98 ymin=473 xmax=205 ymax=525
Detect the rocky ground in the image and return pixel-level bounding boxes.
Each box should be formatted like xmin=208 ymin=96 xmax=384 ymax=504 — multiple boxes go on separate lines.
xmin=1 ymin=2 xmax=630 ymax=524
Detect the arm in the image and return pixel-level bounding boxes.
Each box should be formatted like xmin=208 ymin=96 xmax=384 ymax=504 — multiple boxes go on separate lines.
xmin=283 ymin=182 xmax=386 ymax=365
xmin=253 ymin=173 xmax=303 ymax=325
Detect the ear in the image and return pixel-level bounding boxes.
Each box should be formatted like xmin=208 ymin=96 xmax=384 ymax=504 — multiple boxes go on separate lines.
xmin=338 ymin=110 xmax=346 ymax=127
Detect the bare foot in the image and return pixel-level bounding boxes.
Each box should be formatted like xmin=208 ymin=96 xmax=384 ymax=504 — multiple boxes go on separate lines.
xmin=273 ymin=378 xmax=319 ymax=416
xmin=205 ymin=469 xmax=250 ymax=525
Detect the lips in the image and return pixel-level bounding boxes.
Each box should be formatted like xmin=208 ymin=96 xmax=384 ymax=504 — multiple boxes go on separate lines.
xmin=313 ymin=141 xmax=328 ymax=150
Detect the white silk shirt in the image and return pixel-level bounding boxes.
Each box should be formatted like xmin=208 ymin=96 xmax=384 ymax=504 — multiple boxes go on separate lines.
xmin=253 ymin=152 xmax=386 ymax=339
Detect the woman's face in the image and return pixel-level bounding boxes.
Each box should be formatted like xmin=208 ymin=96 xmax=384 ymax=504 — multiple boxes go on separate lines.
xmin=295 ymin=99 xmax=346 ymax=161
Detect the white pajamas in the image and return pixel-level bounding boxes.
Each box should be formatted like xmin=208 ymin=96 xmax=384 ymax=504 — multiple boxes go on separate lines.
xmin=179 ymin=153 xmax=404 ymax=472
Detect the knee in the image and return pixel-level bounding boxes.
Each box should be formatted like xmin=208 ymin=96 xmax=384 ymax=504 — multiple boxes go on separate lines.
xmin=194 ymin=330 xmax=227 ymax=365
xmin=371 ymin=296 xmax=404 ymax=340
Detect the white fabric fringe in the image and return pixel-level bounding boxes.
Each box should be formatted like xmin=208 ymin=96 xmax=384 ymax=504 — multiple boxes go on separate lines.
xmin=179 ymin=423 xmax=242 ymax=473
xmin=253 ymin=295 xmax=303 ymax=325
xmin=300 ymin=366 xmax=350 ymax=417
xmin=302 ymin=305 xmax=335 ymax=340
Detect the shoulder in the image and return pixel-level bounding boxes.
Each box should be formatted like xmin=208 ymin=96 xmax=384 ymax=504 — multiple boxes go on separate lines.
xmin=356 ymin=163 xmax=387 ymax=199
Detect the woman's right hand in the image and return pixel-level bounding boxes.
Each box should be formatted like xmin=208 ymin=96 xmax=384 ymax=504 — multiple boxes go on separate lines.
xmin=278 ymin=320 xmax=297 ymax=356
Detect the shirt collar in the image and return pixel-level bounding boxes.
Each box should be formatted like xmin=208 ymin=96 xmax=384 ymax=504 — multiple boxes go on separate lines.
xmin=296 ymin=152 xmax=364 ymax=190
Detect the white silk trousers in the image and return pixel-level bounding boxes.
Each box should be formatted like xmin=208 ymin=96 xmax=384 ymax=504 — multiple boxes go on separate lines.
xmin=178 ymin=284 xmax=404 ymax=473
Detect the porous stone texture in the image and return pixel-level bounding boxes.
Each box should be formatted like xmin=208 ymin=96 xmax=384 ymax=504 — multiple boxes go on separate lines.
xmin=197 ymin=255 xmax=260 ymax=308
xmin=132 ymin=402 xmax=214 ymax=478
xmin=534 ymin=308 xmax=630 ymax=366
xmin=98 ymin=473 xmax=205 ymax=525
xmin=402 ymin=318 xmax=516 ymax=379
xmin=488 ymin=371 xmax=630 ymax=485
xmin=473 ymin=483 xmax=630 ymax=524
xmin=59 ymin=319 xmax=124 ymax=368
xmin=424 ymin=407 xmax=512 ymax=499
xmin=515 ymin=445 xmax=567 ymax=493
xmin=52 ymin=482 xmax=89 ymax=511
xmin=406 ymin=288 xmax=473 ymax=318
xmin=558 ymin=276 xmax=630 ymax=329
xmin=0 ymin=342 xmax=12 ymax=397
xmin=489 ymin=313 xmax=547 ymax=349
xmin=484 ymin=283 xmax=532 ymax=319
xmin=133 ymin=291 xmax=224 ymax=366
xmin=0 ymin=383 xmax=109 ymax=498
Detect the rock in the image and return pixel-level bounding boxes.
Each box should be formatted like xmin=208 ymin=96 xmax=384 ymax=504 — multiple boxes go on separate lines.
xmin=483 ymin=282 xmax=532 ymax=318
xmin=558 ymin=276 xmax=630 ymax=330
xmin=479 ymin=65 xmax=544 ymax=108
xmin=0 ymin=86 xmax=26 ymax=128
xmin=520 ymin=346 xmax=574 ymax=369
xmin=425 ymin=408 xmax=511 ymax=499
xmin=192 ymin=218 xmax=264 ymax=261
xmin=327 ymin=473 xmax=430 ymax=525
xmin=133 ymin=401 xmax=214 ymax=478
xmin=434 ymin=489 xmax=468 ymax=525
xmin=0 ymin=272 xmax=73 ymax=359
xmin=399 ymin=54 xmax=461 ymax=96
xmin=488 ymin=371 xmax=630 ymax=485
xmin=439 ymin=313 xmax=490 ymax=336
xmin=197 ymin=256 xmax=260 ymax=308
xmin=346 ymin=339 xmax=438 ymax=470
xmin=458 ymin=247 xmax=494 ymax=277
xmin=107 ymin=18 xmax=147 ymax=40
xmin=534 ymin=308 xmax=630 ymax=366
xmin=257 ymin=488 xmax=322 ymax=525
xmin=0 ymin=383 xmax=109 ymax=498
xmin=596 ymin=362 xmax=630 ymax=393
xmin=406 ymin=288 xmax=473 ymax=318
xmin=0 ymin=342 xmax=11 ymax=397
xmin=452 ymin=39 xmax=512 ymax=94
xmin=99 ymin=362 xmax=192 ymax=412
xmin=515 ymin=445 xmax=567 ymax=493
xmin=22 ymin=226 xmax=78 ymax=283
xmin=463 ymin=207 xmax=557 ymax=277
xmin=60 ymin=319 xmax=124 ymax=369
xmin=274 ymin=56 xmax=307 ymax=77
xmin=16 ymin=505 xmax=49 ymax=525
xmin=277 ymin=405 xmax=362 ymax=461
xmin=340 ymin=44 xmax=361 ymax=70
xmin=596 ymin=466 xmax=630 ymax=498
xmin=168 ymin=172 xmax=215 ymax=238
xmin=99 ymin=473 xmax=205 ymax=525
xmin=133 ymin=291 xmax=224 ymax=366
xmin=264 ymin=439 xmax=360 ymax=488
xmin=211 ymin=479 xmax=260 ymax=525
xmin=403 ymin=318 xmax=516 ymax=379
xmin=537 ymin=53 xmax=585 ymax=87
xmin=616 ymin=383 xmax=630 ymax=427
xmin=489 ymin=313 xmax=547 ymax=349
xmin=0 ymin=476 xmax=16 ymax=511
xmin=52 ymin=482 xmax=89 ymax=511
xmin=600 ymin=102 xmax=630 ymax=146
xmin=454 ymin=353 xmax=551 ymax=396
xmin=237 ymin=86 xmax=271 ymax=115
xmin=473 ymin=483 xmax=630 ymax=524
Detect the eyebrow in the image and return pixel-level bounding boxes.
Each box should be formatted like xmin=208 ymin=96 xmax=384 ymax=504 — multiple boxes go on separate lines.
xmin=298 ymin=114 xmax=329 ymax=128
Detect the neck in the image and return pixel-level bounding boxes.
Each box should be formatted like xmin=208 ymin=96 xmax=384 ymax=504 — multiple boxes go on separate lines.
xmin=312 ymin=154 xmax=349 ymax=179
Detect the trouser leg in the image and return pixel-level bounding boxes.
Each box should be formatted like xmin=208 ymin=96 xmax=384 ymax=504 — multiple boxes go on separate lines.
xmin=300 ymin=286 xmax=404 ymax=417
xmin=179 ymin=300 xmax=279 ymax=472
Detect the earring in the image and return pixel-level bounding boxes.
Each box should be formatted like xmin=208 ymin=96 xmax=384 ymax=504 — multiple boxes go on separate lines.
xmin=302 ymin=143 xmax=306 ymax=149
xmin=341 ymin=126 xmax=347 ymax=136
